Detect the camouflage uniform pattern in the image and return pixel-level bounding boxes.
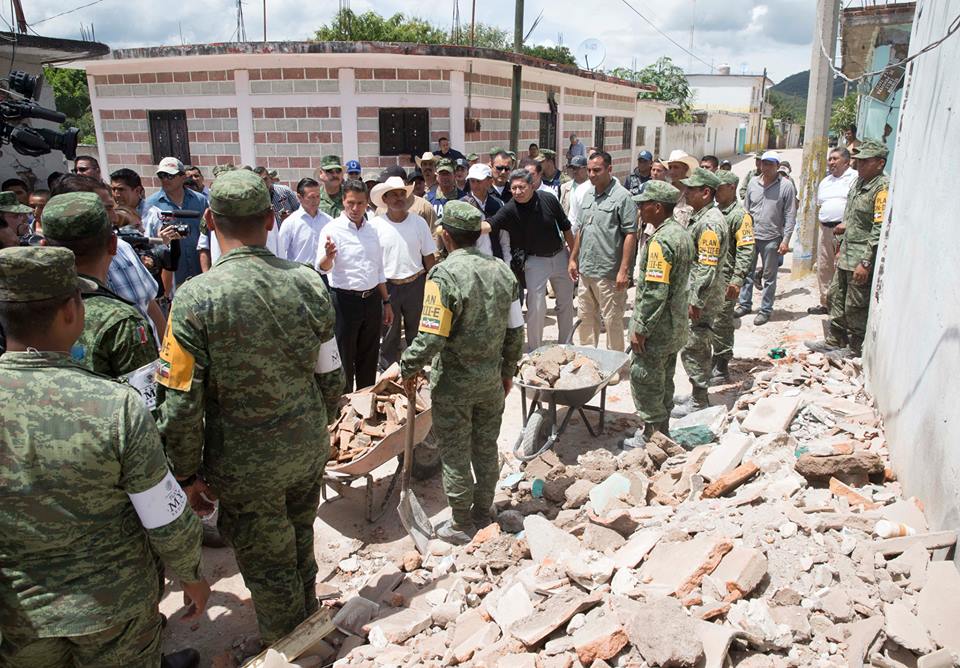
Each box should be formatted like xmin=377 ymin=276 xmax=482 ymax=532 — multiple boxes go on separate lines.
xmin=318 ymin=154 xmax=345 ymax=218
xmin=712 ymin=199 xmax=755 ymax=363
xmin=75 ymin=276 xmax=157 ymax=377
xmin=0 ymin=351 xmax=201 ymax=658
xmin=827 ymin=155 xmax=889 ymax=351
xmin=401 ymin=203 xmax=523 ymax=526
xmin=629 ymin=196 xmax=695 ymax=429
xmin=679 ymin=176 xmax=730 ymax=392
xmin=157 ymin=170 xmax=344 ymax=643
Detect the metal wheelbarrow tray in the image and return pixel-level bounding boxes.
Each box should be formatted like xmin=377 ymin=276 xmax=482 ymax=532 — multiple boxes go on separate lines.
xmin=322 ymin=386 xmax=433 ymax=522
xmin=513 ymin=344 xmax=629 ymax=461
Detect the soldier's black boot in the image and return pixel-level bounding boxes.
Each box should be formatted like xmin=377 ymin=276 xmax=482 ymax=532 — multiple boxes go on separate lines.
xmin=670 ymin=388 xmax=709 ymax=418
xmin=708 ymin=358 xmax=729 ymax=386
xmin=161 ymin=648 xmax=200 ymax=668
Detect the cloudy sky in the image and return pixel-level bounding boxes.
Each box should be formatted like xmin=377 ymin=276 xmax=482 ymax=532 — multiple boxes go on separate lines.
xmin=12 ymin=0 xmax=823 ymax=83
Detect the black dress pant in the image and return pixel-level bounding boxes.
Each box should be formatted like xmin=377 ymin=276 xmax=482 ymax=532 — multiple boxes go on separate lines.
xmin=332 ymin=288 xmax=383 ymax=392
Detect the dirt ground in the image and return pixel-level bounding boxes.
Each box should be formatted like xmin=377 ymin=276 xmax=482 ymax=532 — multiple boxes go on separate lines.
xmin=160 ymin=150 xmax=819 ymax=664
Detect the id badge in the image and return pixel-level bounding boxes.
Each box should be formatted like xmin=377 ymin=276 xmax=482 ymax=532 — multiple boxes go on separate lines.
xmin=122 ymin=359 xmax=162 ymax=410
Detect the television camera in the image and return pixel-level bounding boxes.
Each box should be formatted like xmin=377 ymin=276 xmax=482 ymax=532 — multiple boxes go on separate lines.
xmin=1 ymin=69 xmax=79 ymax=160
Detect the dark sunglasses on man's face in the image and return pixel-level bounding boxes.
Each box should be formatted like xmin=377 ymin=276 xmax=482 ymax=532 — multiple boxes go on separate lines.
xmin=324 ymin=168 xmax=343 ymax=175
xmin=158 ymin=172 xmax=183 ymax=180
xmin=495 ymin=166 xmax=511 ymax=172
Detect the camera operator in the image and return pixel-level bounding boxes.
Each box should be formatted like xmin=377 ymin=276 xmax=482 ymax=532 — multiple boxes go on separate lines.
xmin=144 ymin=157 xmax=207 ymax=285
xmin=116 ymin=206 xmax=181 ymax=308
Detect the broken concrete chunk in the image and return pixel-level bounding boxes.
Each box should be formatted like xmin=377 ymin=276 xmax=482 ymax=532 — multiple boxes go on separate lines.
xmin=795 ymin=451 xmax=885 ymax=485
xmin=613 ymin=596 xmax=704 ymax=666
xmin=524 ymin=515 xmax=580 ymax=564
xmin=917 ymin=560 xmax=960 ymax=654
xmin=817 ymin=587 xmax=854 ymax=622
xmin=571 ymin=615 xmax=629 ymax=666
xmin=637 ymin=533 xmax=732 ymax=597
xmin=332 ymin=596 xmax=380 ymax=637
xmin=488 ymin=582 xmax=535 ymax=634
xmin=563 ymin=479 xmax=596 ymax=509
xmin=883 ymin=602 xmax=936 ymax=655
xmin=588 ymin=471 xmax=647 ymax=515
xmin=727 ymin=599 xmax=792 ymax=651
xmin=349 ymin=392 xmax=377 ymax=420
xmin=699 ymin=431 xmax=754 ymax=482
xmin=612 ymin=528 xmax=663 ymax=570
xmin=564 ymin=550 xmax=615 ymax=589
xmin=917 ymin=649 xmax=958 ymax=668
xmin=367 ymin=607 xmax=432 ymax=644
xmin=874 ymin=530 xmax=958 ymax=556
xmin=581 ymin=523 xmax=626 ymax=554
xmin=742 ymin=396 xmax=802 ymax=434
xmin=842 ymin=615 xmax=884 ymax=667
xmin=671 ymin=404 xmax=728 ymax=434
xmin=695 ymin=619 xmax=735 ymax=668
xmin=704 ymin=546 xmax=768 ymax=600
xmin=577 ymin=448 xmax=619 ymax=483
xmin=510 ymin=590 xmax=602 ymax=647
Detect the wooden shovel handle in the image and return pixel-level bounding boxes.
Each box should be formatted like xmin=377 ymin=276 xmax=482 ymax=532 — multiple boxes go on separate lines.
xmin=402 ymin=385 xmax=417 ymax=489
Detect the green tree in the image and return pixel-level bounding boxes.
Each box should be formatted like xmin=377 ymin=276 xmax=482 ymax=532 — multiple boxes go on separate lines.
xmin=42 ymin=67 xmax=96 ymax=144
xmin=609 ymin=57 xmax=693 ymax=124
xmin=830 ymin=92 xmax=858 ymax=135
xmin=767 ymin=90 xmax=804 ymax=124
xmin=521 ymin=44 xmax=576 ymax=66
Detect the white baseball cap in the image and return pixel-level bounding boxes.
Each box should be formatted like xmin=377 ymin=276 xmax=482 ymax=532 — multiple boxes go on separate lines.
xmin=157 ymin=157 xmax=185 ymax=175
xmin=466 ymin=163 xmax=493 ymax=181
xmin=760 ymin=150 xmax=781 ymax=163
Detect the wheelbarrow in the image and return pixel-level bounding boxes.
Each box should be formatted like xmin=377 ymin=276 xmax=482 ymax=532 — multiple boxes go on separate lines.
xmin=513 ymin=344 xmax=630 ymax=462
xmin=321 ymin=384 xmax=435 ymax=522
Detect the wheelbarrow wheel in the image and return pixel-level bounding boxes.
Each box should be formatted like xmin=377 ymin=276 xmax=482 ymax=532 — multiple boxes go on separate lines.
xmin=411 ymin=429 xmax=441 ymax=480
xmin=519 ymin=409 xmax=554 ymax=459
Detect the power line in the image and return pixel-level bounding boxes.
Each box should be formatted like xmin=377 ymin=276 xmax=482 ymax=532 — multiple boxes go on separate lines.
xmin=30 ymin=0 xmax=107 ymax=27
xmin=816 ymin=3 xmax=960 ymax=83
xmin=616 ymin=0 xmax=714 ymax=72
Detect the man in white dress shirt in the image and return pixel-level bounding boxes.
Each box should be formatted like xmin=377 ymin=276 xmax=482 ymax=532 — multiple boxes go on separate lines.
xmin=317 ymin=181 xmax=394 ymax=391
xmin=277 ymin=177 xmax=332 ymax=266
xmin=369 ymin=176 xmax=437 ymax=368
xmin=809 ymin=147 xmax=857 ymax=314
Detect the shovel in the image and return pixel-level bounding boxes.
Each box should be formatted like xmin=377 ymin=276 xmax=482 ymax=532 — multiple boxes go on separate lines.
xmin=397 ymin=384 xmax=433 ymax=554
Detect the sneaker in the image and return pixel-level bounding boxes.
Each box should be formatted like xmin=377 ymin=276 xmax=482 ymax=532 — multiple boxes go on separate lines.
xmin=733 ymin=305 xmax=751 ymax=318
xmin=621 ymin=427 xmax=646 ymax=450
xmin=435 ymin=519 xmax=475 ymax=546
xmin=807 ymin=305 xmax=829 ymax=315
xmin=708 ymin=360 xmax=730 ymax=386
xmin=805 ymin=339 xmax=844 ymax=353
xmin=753 ymin=312 xmax=770 ymax=326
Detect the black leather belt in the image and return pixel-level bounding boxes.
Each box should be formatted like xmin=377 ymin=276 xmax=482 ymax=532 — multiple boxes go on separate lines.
xmin=821 ymin=221 xmax=842 ymax=228
xmin=530 ymin=247 xmax=564 ymax=258
xmin=333 ymin=287 xmax=378 ymax=299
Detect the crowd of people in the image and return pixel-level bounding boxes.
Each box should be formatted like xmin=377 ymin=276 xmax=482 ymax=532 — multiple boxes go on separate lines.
xmin=0 ymin=128 xmax=889 ymax=666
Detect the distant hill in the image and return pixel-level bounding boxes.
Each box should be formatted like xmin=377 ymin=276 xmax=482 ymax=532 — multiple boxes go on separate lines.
xmin=768 ymin=70 xmax=849 ymax=124
xmin=772 ymin=70 xmax=847 ymax=101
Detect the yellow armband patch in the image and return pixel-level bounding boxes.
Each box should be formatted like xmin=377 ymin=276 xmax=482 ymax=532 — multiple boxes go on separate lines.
xmin=644 ymin=240 xmax=671 ymax=284
xmin=736 ymin=213 xmax=755 ymax=247
xmin=698 ymin=228 xmax=721 ymax=266
xmin=874 ymin=189 xmax=888 ymax=224
xmin=156 ymin=319 xmax=195 ymax=391
xmin=419 ymin=279 xmax=452 ymax=337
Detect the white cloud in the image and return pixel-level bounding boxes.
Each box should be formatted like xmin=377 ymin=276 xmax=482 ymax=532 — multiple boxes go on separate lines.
xmin=17 ymin=0 xmax=813 ymax=82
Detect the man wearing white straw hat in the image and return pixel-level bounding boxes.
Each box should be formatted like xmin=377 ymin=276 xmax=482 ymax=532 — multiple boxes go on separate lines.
xmin=370 ymin=176 xmax=438 ymax=367
xmin=666 ymin=149 xmax=699 ymax=227
xmin=416 ymin=151 xmax=438 ymax=192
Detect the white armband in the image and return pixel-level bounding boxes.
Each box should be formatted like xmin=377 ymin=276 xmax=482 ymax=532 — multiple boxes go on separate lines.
xmin=316 ymin=336 xmax=342 ymax=373
xmin=508 ymin=299 xmax=525 ymax=328
xmin=120 ymin=359 xmax=161 ymax=411
xmin=127 ymin=470 xmax=188 ymax=529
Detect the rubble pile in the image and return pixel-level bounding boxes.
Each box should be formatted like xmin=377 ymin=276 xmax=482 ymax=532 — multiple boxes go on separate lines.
xmin=268 ymin=351 xmax=960 ymax=668
xmin=518 ymin=347 xmax=605 ymax=390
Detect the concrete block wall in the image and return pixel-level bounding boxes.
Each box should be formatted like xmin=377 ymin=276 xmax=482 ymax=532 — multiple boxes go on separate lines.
xmin=248 ymin=67 xmax=339 ymax=95
xmin=99 ymin=109 xmax=153 ymax=183
xmin=93 ymin=71 xmax=235 ymax=98
xmin=563 ymin=113 xmax=593 ymax=149
xmin=252 ymin=106 xmax=342 ymax=184
xmin=354 ymin=68 xmax=450 ymax=95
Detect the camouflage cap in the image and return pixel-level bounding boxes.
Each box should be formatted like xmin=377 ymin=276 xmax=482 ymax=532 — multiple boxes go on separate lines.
xmin=680 ymin=167 xmax=722 ymax=189
xmin=208 ymin=169 xmax=272 ymax=217
xmin=436 ymin=159 xmax=455 ymax=174
xmin=41 ymin=192 xmax=110 ymax=241
xmin=0 ymin=191 xmax=32 ymax=214
xmin=212 ymin=163 xmax=236 ymax=178
xmin=441 ymin=200 xmax=483 ymax=232
xmin=633 ymin=181 xmax=681 ymax=205
xmin=267 ymin=169 xmax=279 ymax=179
xmin=851 ymin=138 xmax=888 ymax=159
xmin=320 ymin=155 xmax=343 ymax=170
xmin=0 ymin=246 xmax=97 ymax=302
xmin=361 ymin=170 xmax=381 ymax=183
xmin=536 ymin=149 xmax=557 ymax=161
xmin=466 ymin=152 xmax=479 ymax=161
xmin=488 ymin=146 xmax=504 ymax=156
xmin=715 ymin=170 xmax=740 ymax=187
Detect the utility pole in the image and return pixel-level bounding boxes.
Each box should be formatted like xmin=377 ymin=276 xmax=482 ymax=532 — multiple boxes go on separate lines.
xmin=263 ymin=0 xmax=267 ymax=42
xmin=793 ymin=0 xmax=840 ymax=276
xmin=509 ymin=0 xmax=524 ymax=156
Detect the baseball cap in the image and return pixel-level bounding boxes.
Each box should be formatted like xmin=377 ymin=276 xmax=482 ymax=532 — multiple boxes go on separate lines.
xmin=442 ymin=200 xmax=482 ymax=231
xmin=41 ymin=192 xmax=111 ymax=241
xmin=345 ymin=160 xmax=362 ymax=174
xmin=0 ymin=246 xmax=97 ymax=302
xmin=537 ymin=149 xmax=557 ymax=161
xmin=361 ymin=170 xmax=381 ymax=183
xmin=760 ymin=150 xmax=781 ymax=164
xmin=157 ymin=157 xmax=185 ymax=176
xmin=407 ymin=169 xmax=425 ymax=183
xmin=0 ymin=191 xmax=32 ymax=214
xmin=715 ymin=170 xmax=739 ymax=187
xmin=380 ymin=165 xmax=408 ymax=182
xmin=637 ymin=150 xmax=653 ymax=161
xmin=680 ymin=167 xmax=722 ymax=189
xmin=569 ymin=155 xmax=588 ymax=168
xmin=212 ymin=164 xmax=236 ymax=178
xmin=454 ymin=158 xmax=468 ymax=169
xmin=208 ymin=169 xmax=272 ymax=217
xmin=633 ymin=181 xmax=681 ymax=205
xmin=850 ymin=138 xmax=888 ymax=159
xmin=466 ymin=153 xmax=479 ymax=161
xmin=467 ymin=163 xmax=493 ymax=181
xmin=436 ymin=159 xmax=455 ymax=174
xmin=320 ymin=155 xmax=343 ymax=171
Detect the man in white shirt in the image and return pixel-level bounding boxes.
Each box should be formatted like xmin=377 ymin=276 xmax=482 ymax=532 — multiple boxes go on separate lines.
xmin=317 ymin=182 xmax=394 ymax=391
xmin=277 ymin=177 xmax=332 ymax=266
xmin=809 ymin=147 xmax=858 ymax=315
xmin=369 ymin=177 xmax=437 ymax=368
xmin=561 ymin=155 xmax=592 ymax=236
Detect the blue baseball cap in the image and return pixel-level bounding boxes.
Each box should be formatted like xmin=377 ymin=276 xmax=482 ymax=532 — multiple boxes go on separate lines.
xmin=637 ymin=150 xmax=653 ymax=161
xmin=345 ymin=160 xmax=362 ymax=174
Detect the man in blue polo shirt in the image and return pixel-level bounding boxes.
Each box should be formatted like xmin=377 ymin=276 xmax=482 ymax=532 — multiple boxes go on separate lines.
xmin=145 ymin=157 xmax=208 ymax=285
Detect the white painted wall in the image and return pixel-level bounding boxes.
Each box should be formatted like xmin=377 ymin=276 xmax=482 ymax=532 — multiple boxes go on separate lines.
xmin=687 ymin=74 xmax=764 ymax=114
xmin=865 ymin=0 xmax=959 ymax=545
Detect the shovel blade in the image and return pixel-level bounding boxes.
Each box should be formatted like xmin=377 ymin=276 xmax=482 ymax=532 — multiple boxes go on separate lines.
xmin=398 ymin=489 xmax=433 ymax=555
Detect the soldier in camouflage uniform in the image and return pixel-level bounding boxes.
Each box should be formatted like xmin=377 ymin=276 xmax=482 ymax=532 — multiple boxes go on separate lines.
xmin=710 ymin=170 xmax=755 ymax=383
xmin=624 ymin=182 xmax=695 ymax=444
xmin=40 ymin=192 xmax=157 ymax=378
xmin=807 ymin=139 xmax=889 ymax=357
xmin=157 ymin=170 xmax=345 ymax=645
xmin=674 ymin=169 xmax=730 ymax=416
xmin=317 ymin=155 xmax=345 ymax=218
xmin=0 ymin=246 xmax=206 ymax=668
xmin=401 ymin=201 xmax=524 ymax=544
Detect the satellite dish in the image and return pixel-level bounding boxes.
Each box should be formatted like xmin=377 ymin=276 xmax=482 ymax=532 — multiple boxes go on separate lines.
xmin=575 ymin=38 xmax=606 ymax=71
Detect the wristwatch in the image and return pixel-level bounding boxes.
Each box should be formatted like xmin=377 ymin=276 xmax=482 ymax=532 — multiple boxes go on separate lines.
xmin=382 ymin=299 xmax=391 ymax=305
xmin=859 ymin=259 xmax=872 ymax=269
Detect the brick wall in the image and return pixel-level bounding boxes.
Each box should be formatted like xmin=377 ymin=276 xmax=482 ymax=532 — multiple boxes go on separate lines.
xmin=566 ymin=86 xmax=594 ymax=108
xmin=597 ymin=91 xmax=636 ymax=112
xmin=253 ymin=106 xmax=342 ymax=185
xmin=100 ymin=109 xmax=153 ymax=184
xmin=463 ymin=109 xmax=539 ymax=162
xmin=564 ymin=113 xmax=593 ymax=148
xmin=185 ymin=108 xmax=241 ymax=184
xmin=355 ymin=68 xmax=450 ymax=95
xmin=248 ymin=67 xmax=339 ymax=94
xmin=601 ymin=117 xmax=632 ymax=179
xmin=93 ymin=71 xmax=235 ymax=98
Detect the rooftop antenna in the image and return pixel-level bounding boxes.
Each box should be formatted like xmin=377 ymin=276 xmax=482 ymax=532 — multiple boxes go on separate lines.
xmin=236 ymin=0 xmax=247 ymax=42
xmin=452 ymin=0 xmax=461 ymax=43
xmin=574 ymin=38 xmax=606 ymax=71
xmin=688 ymin=0 xmax=696 ymax=72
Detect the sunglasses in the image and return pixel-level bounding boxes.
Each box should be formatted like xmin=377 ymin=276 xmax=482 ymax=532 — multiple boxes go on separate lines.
xmin=158 ymin=172 xmax=183 ymax=180
xmin=324 ymin=168 xmax=343 ymax=175
xmin=494 ymin=166 xmax=511 ymax=172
